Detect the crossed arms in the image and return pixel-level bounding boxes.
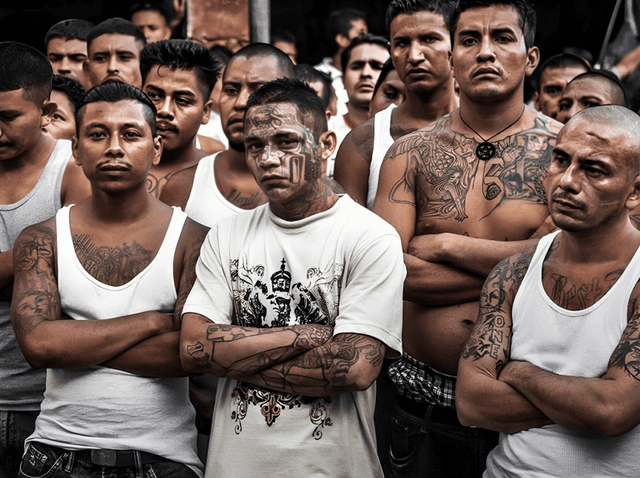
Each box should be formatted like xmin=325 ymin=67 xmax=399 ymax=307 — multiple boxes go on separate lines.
xmin=11 ymin=217 xmax=207 ymax=377
xmin=456 ymin=248 xmax=640 ymax=436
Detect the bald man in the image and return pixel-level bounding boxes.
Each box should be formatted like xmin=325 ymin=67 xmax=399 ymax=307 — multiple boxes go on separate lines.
xmin=457 ymin=105 xmax=640 ymax=477
xmin=556 ymin=71 xmax=626 ymax=124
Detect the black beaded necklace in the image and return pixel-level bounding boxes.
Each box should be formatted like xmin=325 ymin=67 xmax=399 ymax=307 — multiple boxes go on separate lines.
xmin=458 ymin=106 xmax=526 ymax=160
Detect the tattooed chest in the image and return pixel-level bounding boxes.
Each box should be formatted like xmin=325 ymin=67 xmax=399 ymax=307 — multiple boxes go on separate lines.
xmin=542 ymin=268 xmax=625 ymax=310
xmin=72 ymin=234 xmax=156 ymax=286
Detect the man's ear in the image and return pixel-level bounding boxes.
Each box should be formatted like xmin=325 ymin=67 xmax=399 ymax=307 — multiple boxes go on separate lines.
xmin=151 ymin=134 xmax=163 ymax=166
xmin=72 ymin=134 xmax=81 ymax=166
xmin=40 ymin=99 xmax=57 ymax=128
xmin=201 ymin=98 xmax=213 ymax=125
xmin=335 ymin=33 xmax=350 ymax=50
xmin=625 ymin=175 xmax=640 ymax=212
xmin=525 ymin=46 xmax=540 ymax=77
xmin=319 ymin=130 xmax=337 ymax=162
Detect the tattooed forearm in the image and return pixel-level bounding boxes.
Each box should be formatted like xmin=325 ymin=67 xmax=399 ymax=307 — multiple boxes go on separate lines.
xmin=608 ymin=309 xmax=640 ymax=381
xmin=246 ymin=333 xmax=385 ymax=396
xmin=185 ymin=323 xmax=333 ymax=376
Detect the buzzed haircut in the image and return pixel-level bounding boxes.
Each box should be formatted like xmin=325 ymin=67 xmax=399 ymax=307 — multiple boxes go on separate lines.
xmin=76 ymin=82 xmax=157 ymax=136
xmin=271 ymin=30 xmax=297 ymax=46
xmin=87 ymin=18 xmax=146 ymax=50
xmin=231 ymin=43 xmax=295 ymax=78
xmin=372 ymin=58 xmax=396 ymax=98
xmin=449 ymin=0 xmax=537 ymax=50
xmin=535 ymin=53 xmax=590 ymax=92
xmin=328 ymin=8 xmax=366 ymax=42
xmin=385 ymin=0 xmax=453 ymax=32
xmin=0 ymin=41 xmax=53 ymax=105
xmin=45 ymin=19 xmax=95 ymax=48
xmin=569 ymin=69 xmax=628 ymax=107
xmin=130 ymin=1 xmax=174 ymax=25
xmin=140 ymin=39 xmax=221 ymax=99
xmin=294 ymin=64 xmax=332 ymax=110
xmin=246 ymin=77 xmax=328 ymax=141
xmin=341 ymin=33 xmax=389 ymax=73
xmin=52 ymin=75 xmax=85 ymax=110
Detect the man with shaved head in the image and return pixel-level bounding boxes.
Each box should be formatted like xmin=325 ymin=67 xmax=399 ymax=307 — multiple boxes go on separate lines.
xmin=457 ymin=105 xmax=640 ymax=476
xmin=556 ymin=70 xmax=626 ymax=124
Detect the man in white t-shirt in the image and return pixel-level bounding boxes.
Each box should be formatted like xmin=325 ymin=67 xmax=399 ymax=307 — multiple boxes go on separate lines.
xmin=180 ymin=78 xmax=405 ymax=478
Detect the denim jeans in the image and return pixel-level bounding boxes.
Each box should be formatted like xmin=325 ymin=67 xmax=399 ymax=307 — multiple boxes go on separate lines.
xmin=18 ymin=443 xmax=198 ymax=478
xmin=0 ymin=411 xmax=39 ymax=478
xmin=389 ymin=401 xmax=498 ymax=478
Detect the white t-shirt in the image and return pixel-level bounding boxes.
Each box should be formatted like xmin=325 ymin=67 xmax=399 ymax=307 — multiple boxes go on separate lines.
xmin=183 ymin=195 xmax=404 ymax=478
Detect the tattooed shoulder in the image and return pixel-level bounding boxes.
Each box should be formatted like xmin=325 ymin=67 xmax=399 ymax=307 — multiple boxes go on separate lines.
xmin=349 ymin=120 xmax=375 ymax=162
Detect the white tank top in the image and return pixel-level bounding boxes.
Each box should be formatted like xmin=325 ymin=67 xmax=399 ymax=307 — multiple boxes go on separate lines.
xmin=367 ymin=104 xmax=396 ymax=209
xmin=485 ymin=230 xmax=640 ymax=477
xmin=185 ymin=152 xmax=244 ymax=228
xmin=28 ymin=205 xmax=203 ymax=476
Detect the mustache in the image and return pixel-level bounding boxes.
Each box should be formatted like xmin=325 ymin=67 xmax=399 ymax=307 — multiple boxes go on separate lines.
xmin=551 ymin=192 xmax=586 ymax=209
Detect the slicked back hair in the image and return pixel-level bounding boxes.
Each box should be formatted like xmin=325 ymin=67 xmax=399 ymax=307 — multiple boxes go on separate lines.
xmin=385 ymin=0 xmax=453 ymax=32
xmin=87 ymin=18 xmax=146 ymax=51
xmin=449 ymin=0 xmax=537 ymax=50
xmin=52 ymin=75 xmax=85 ymax=110
xmin=76 ymin=82 xmax=157 ymax=136
xmin=140 ymin=39 xmax=222 ymax=99
xmin=294 ymin=64 xmax=332 ymax=110
xmin=230 ymin=43 xmax=295 ymax=78
xmin=0 ymin=41 xmax=53 ymax=105
xmin=45 ymin=19 xmax=95 ymax=48
xmin=341 ymin=33 xmax=389 ymax=74
xmin=246 ymin=77 xmax=328 ymax=143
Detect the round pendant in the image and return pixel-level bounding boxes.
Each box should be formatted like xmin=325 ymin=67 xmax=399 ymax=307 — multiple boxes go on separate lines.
xmin=476 ymin=142 xmax=495 ymax=161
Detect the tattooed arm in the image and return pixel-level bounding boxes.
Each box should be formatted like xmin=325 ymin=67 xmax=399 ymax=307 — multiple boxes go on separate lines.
xmin=456 ymin=248 xmax=552 ymax=433
xmin=159 ymin=165 xmax=197 ymax=209
xmin=333 ymin=120 xmax=374 ymax=205
xmin=11 ymin=220 xmax=174 ymax=370
xmin=180 ymin=315 xmax=333 ymax=376
xmin=101 ymin=219 xmax=210 ymax=377
xmin=499 ymin=282 xmax=640 ymax=437
xmin=373 ymin=132 xmax=485 ymax=305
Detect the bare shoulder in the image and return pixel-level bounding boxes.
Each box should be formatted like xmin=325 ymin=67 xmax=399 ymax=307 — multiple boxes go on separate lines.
xmin=197 ymin=135 xmax=225 ymax=155
xmin=345 ymin=117 xmax=376 ymax=163
xmin=384 ymin=114 xmax=452 ymax=161
xmin=14 ymin=217 xmax=58 ymax=267
xmin=61 ymin=156 xmax=91 ymax=206
xmin=160 ymin=164 xmax=198 ymax=208
xmin=180 ymin=217 xmax=210 ymax=250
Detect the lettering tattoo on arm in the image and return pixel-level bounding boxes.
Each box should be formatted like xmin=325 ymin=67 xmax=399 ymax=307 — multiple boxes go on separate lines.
xmin=185 ymin=323 xmax=333 ymax=377
xmin=12 ymin=224 xmax=60 ymax=337
xmin=461 ymin=249 xmax=534 ymax=374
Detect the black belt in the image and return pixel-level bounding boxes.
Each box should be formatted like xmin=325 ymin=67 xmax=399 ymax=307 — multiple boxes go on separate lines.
xmin=396 ymin=394 xmax=460 ymax=425
xmin=74 ymin=449 xmax=164 ymax=467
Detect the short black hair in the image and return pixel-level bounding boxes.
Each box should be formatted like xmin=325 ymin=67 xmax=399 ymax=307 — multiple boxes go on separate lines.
xmin=87 ymin=18 xmax=146 ymax=51
xmin=372 ymin=58 xmax=397 ymax=98
xmin=294 ymin=64 xmax=332 ymax=110
xmin=568 ymin=69 xmax=628 ymax=108
xmin=0 ymin=41 xmax=53 ymax=105
xmin=231 ymin=43 xmax=295 ymax=78
xmin=449 ymin=0 xmax=537 ymax=50
xmin=327 ymin=8 xmax=367 ymax=52
xmin=76 ymin=82 xmax=157 ymax=136
xmin=535 ymin=53 xmax=590 ymax=92
xmin=246 ymin=77 xmax=327 ymax=141
xmin=271 ymin=30 xmax=297 ymax=46
xmin=246 ymin=77 xmax=328 ymax=180
xmin=341 ymin=33 xmax=389 ymax=73
xmin=45 ymin=19 xmax=95 ymax=48
xmin=385 ymin=0 xmax=453 ymax=33
xmin=129 ymin=1 xmax=174 ymax=25
xmin=209 ymin=45 xmax=232 ymax=67
xmin=140 ymin=39 xmax=221 ymax=99
xmin=52 ymin=75 xmax=85 ymax=111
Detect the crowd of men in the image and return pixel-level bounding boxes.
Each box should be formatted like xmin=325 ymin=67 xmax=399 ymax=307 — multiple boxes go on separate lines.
xmin=2 ymin=1 xmax=640 ymax=477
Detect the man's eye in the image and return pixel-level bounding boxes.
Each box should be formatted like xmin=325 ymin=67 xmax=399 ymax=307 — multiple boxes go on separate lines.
xmin=52 ymin=114 xmax=65 ymax=121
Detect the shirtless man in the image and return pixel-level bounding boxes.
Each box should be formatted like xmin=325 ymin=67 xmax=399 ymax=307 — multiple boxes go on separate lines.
xmin=372 ymin=1 xmax=561 ymax=476
xmin=457 ymin=105 xmax=640 ymax=477
xmin=140 ymin=39 xmax=222 ymax=198
xmin=161 ymin=43 xmax=295 ymax=227
xmin=11 ymin=82 xmax=208 ymax=478
xmin=0 ymin=42 xmax=89 ymax=478
xmin=334 ymin=0 xmax=457 ymax=208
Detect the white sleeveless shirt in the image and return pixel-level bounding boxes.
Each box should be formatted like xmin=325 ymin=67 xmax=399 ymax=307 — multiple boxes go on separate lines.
xmin=366 ymin=104 xmax=396 ymax=209
xmin=485 ymin=230 xmax=640 ymax=477
xmin=27 ymin=206 xmax=203 ymax=477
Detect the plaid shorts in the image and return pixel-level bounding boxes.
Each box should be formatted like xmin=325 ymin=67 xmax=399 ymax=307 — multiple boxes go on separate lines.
xmin=388 ymin=352 xmax=456 ymax=409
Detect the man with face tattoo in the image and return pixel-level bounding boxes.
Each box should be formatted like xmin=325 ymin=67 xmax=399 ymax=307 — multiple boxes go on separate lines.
xmin=179 ymin=78 xmax=405 ymax=478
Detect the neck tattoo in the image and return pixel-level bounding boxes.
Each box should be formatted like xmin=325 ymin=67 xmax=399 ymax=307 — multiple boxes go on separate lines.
xmin=459 ymin=105 xmax=526 ymax=160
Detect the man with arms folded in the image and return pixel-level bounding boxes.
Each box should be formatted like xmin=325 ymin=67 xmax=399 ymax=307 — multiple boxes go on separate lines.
xmin=180 ymin=78 xmax=405 ymax=478
xmin=372 ymin=0 xmax=562 ymax=475
xmin=11 ymin=82 xmax=207 ymax=478
xmin=457 ymin=105 xmax=640 ymax=477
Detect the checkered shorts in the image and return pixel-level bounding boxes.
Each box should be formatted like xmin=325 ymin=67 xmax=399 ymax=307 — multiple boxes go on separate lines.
xmin=388 ymin=353 xmax=456 ymax=409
